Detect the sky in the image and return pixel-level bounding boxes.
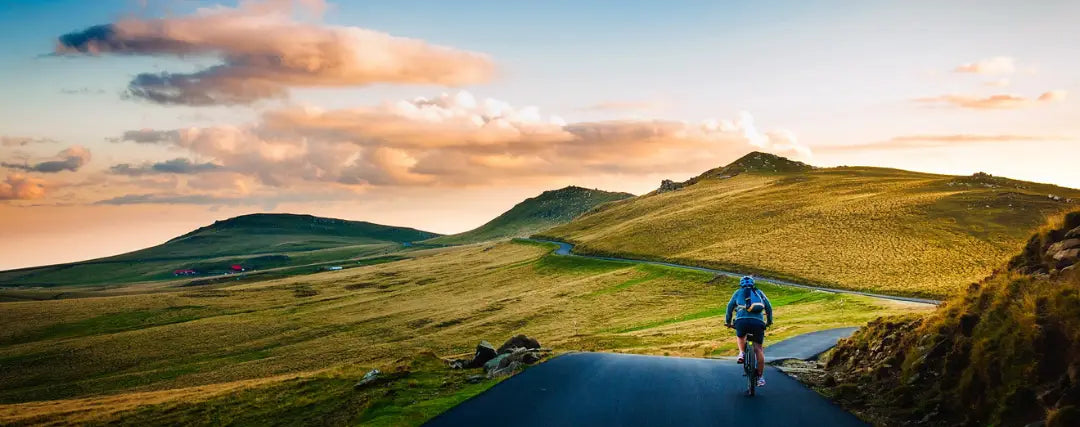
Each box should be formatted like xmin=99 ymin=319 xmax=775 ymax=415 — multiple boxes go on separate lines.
xmin=1 ymin=0 xmax=1078 ymax=270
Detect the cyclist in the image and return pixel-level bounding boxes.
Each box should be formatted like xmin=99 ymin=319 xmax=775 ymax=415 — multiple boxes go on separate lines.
xmin=724 ymin=276 xmax=773 ymax=387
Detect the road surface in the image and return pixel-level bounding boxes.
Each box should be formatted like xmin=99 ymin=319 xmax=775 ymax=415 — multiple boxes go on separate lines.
xmin=531 ymin=239 xmax=940 ymax=305
xmin=425 ymin=352 xmax=866 ymax=426
xmin=763 ymin=327 xmax=859 ymax=361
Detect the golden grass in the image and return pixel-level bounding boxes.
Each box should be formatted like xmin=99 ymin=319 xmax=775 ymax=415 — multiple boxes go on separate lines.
xmin=0 ymin=241 xmax=931 ymax=424
xmin=539 ymin=168 xmax=1080 ymax=298
xmin=0 ymin=373 xmax=305 ymax=426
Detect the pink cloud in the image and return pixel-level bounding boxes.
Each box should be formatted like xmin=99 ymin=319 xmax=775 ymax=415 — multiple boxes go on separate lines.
xmin=1037 ymin=90 xmax=1068 ymax=102
xmin=954 ymin=56 xmax=1016 ymax=75
xmin=55 ymin=0 xmax=495 ymax=105
xmin=913 ymin=91 xmax=1067 ymax=110
xmin=112 ymin=91 xmax=810 ymax=190
xmin=0 ymin=174 xmax=47 ymax=200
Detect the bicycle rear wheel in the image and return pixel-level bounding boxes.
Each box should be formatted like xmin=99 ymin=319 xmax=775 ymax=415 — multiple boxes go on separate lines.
xmin=746 ymin=342 xmax=757 ymax=396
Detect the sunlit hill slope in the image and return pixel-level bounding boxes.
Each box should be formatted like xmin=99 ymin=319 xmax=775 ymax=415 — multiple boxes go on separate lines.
xmin=822 ymin=211 xmax=1080 ymax=426
xmin=425 ymin=186 xmax=632 ymax=245
xmin=538 ymin=152 xmax=1080 ymax=298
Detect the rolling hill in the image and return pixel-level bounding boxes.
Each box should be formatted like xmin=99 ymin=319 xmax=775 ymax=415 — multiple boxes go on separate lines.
xmin=425 ymin=186 xmax=633 ymax=245
xmin=537 ymin=152 xmax=1080 ymax=298
xmin=820 ymin=211 xmax=1080 ymax=426
xmin=0 ymin=213 xmax=439 ymax=287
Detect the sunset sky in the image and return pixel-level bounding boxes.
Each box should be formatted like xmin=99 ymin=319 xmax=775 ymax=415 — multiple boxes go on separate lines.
xmin=1 ymin=0 xmax=1078 ymax=270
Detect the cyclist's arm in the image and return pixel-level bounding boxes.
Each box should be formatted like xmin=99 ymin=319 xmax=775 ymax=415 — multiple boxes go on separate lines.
xmin=763 ymin=292 xmax=774 ymax=326
xmin=724 ymin=292 xmax=737 ymax=325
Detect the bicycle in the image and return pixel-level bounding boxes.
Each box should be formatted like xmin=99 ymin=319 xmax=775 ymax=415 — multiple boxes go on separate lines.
xmin=726 ymin=324 xmax=760 ymax=396
xmin=743 ymin=333 xmax=760 ymax=396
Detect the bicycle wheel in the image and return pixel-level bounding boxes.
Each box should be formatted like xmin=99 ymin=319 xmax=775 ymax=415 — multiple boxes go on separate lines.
xmin=746 ymin=342 xmax=757 ymax=396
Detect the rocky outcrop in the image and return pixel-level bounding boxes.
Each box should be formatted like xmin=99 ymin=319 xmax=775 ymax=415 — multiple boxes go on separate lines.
xmin=1067 ymin=226 xmax=1080 ymax=239
xmin=1010 ymin=212 xmax=1080 ymax=274
xmin=353 ymin=369 xmax=381 ymax=389
xmin=497 ymin=334 xmax=541 ymax=354
xmin=657 ymin=179 xmax=685 ymax=193
xmin=448 ymin=341 xmax=498 ymax=369
xmin=449 ymin=334 xmax=550 ymax=378
xmin=484 ymin=346 xmax=550 ymax=378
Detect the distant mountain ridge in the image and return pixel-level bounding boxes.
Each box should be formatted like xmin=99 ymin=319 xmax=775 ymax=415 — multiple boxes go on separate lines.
xmin=0 ymin=213 xmax=439 ymax=287
xmin=169 ymin=213 xmax=437 ymax=247
xmin=425 ymin=186 xmax=634 ymax=245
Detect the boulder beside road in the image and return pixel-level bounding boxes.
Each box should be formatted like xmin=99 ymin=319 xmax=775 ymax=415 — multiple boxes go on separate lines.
xmin=448 ymin=341 xmax=498 ymax=369
xmin=450 ymin=334 xmax=550 ymax=378
xmin=497 ymin=334 xmax=541 ymax=354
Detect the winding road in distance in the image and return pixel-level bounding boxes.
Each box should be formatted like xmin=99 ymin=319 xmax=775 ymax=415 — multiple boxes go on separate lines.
xmin=530 ymin=239 xmax=941 ymax=305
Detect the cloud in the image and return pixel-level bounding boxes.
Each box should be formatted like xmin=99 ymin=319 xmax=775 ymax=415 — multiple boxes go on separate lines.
xmin=817 ymin=133 xmax=1071 ymax=152
xmin=985 ymin=78 xmax=1010 ymax=87
xmin=1 ymin=146 xmax=91 ymax=173
xmin=954 ymin=56 xmax=1016 ymax=75
xmin=114 ymin=129 xmax=181 ymax=144
xmin=94 ymin=193 xmax=246 ymax=206
xmin=55 ymin=0 xmax=495 ymax=106
xmin=1037 ymin=90 xmax=1068 ymax=102
xmin=111 ymin=91 xmax=810 ymax=188
xmin=2 ymin=136 xmax=59 ymax=147
xmin=0 ymin=174 xmax=47 ymax=200
xmin=583 ymin=100 xmax=670 ymax=113
xmin=93 ymin=185 xmax=355 ymax=208
xmin=110 ymin=158 xmax=223 ymax=176
xmin=913 ymin=91 xmax=1067 ymax=110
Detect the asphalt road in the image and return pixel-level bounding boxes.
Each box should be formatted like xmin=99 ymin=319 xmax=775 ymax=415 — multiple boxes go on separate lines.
xmin=764 ymin=327 xmax=859 ymax=361
xmin=425 ymin=352 xmax=867 ymax=427
xmin=533 ymin=239 xmax=940 ymax=305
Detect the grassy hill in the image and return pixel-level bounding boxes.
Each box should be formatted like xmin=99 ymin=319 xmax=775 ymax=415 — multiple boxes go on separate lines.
xmin=425 ymin=186 xmax=633 ymax=245
xmin=0 ymin=214 xmax=439 ymax=287
xmin=537 ymin=152 xmax=1080 ymax=298
xmin=819 ymin=211 xmax=1080 ymax=426
xmin=0 ymin=240 xmax=927 ymax=425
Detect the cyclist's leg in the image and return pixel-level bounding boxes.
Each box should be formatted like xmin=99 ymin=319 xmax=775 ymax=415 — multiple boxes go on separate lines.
xmin=733 ymin=319 xmax=748 ymax=362
xmin=750 ymin=323 xmax=766 ymax=376
xmin=753 ymin=341 xmax=765 ymax=376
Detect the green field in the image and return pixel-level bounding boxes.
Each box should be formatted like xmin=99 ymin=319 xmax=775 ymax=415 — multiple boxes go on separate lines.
xmin=0 ymin=214 xmax=437 ymax=288
xmin=425 ymin=186 xmax=632 ymax=245
xmin=0 ymin=240 xmax=928 ymax=425
xmin=538 ymin=153 xmax=1080 ymax=298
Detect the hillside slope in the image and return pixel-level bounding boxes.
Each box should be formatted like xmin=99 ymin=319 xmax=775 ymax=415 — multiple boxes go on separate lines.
xmin=0 ymin=240 xmax=924 ymax=425
xmin=821 ymin=212 xmax=1080 ymax=426
xmin=426 ymin=186 xmax=633 ymax=245
xmin=538 ymin=152 xmax=1080 ymax=298
xmin=0 ymin=213 xmax=438 ymax=287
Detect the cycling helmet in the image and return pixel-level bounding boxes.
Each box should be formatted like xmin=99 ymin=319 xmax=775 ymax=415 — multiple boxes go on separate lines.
xmin=739 ymin=276 xmax=755 ymax=288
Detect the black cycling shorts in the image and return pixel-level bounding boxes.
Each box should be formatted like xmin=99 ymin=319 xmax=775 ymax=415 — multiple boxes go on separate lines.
xmin=734 ymin=318 xmax=766 ymax=345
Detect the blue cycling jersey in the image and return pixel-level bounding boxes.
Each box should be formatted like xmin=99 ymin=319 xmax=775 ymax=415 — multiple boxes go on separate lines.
xmin=725 ymin=286 xmax=773 ymax=325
